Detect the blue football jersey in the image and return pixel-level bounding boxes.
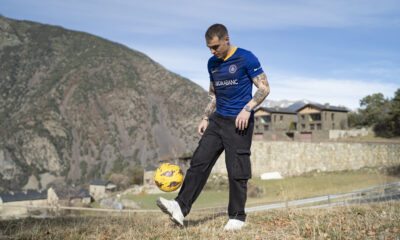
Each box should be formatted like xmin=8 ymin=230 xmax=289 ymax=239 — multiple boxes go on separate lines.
xmin=207 ymin=47 xmax=264 ymax=117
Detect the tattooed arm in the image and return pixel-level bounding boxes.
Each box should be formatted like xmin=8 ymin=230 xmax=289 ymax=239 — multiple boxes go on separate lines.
xmin=198 ymin=82 xmax=216 ymax=135
xmin=202 ymin=82 xmax=216 ymax=120
xmin=247 ymin=72 xmax=270 ymax=109
xmin=235 ymin=72 xmax=270 ymax=130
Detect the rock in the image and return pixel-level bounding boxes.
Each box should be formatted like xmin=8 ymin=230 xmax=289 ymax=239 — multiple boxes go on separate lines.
xmin=100 ymin=198 xmax=123 ymax=210
xmin=121 ymin=199 xmax=141 ymax=209
xmin=260 ymin=172 xmax=283 ymax=180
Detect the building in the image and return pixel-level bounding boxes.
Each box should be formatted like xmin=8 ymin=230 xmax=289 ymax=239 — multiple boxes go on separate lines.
xmin=48 ymin=186 xmax=91 ymax=206
xmin=254 ymin=107 xmax=297 ymax=140
xmin=89 ymin=180 xmax=116 ymax=201
xmin=0 ymin=190 xmax=48 ymax=217
xmin=254 ymin=103 xmax=349 ymax=141
xmin=296 ymin=103 xmax=348 ymax=141
xmin=143 ymin=166 xmax=157 ymax=185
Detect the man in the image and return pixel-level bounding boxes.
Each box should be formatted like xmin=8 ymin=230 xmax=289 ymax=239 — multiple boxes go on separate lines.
xmin=157 ymin=24 xmax=270 ymax=230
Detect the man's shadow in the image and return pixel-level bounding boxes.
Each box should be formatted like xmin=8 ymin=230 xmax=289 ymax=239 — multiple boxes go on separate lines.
xmin=181 ymin=211 xmax=227 ymax=227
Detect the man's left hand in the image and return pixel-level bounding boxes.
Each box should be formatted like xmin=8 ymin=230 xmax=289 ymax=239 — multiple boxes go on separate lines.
xmin=235 ymin=109 xmax=251 ymax=130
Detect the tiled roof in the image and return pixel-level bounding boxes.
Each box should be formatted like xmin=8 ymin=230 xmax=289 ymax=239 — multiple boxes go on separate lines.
xmin=257 ymin=107 xmax=297 ymax=114
xmin=145 ymin=165 xmax=157 ymax=171
xmin=90 ymin=180 xmax=110 ymax=186
xmin=298 ymin=103 xmax=348 ymax=112
xmin=0 ymin=190 xmax=47 ymax=203
xmin=52 ymin=186 xmax=91 ymax=199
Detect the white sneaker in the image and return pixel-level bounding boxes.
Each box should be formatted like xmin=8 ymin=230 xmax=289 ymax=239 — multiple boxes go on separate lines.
xmin=156 ymin=197 xmax=184 ymax=226
xmin=224 ymin=219 xmax=246 ymax=231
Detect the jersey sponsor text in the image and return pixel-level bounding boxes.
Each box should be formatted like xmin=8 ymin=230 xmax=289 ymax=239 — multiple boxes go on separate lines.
xmin=215 ymin=79 xmax=238 ymax=87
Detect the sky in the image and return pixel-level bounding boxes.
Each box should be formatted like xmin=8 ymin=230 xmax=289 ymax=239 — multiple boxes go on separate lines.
xmin=1 ymin=0 xmax=399 ymax=110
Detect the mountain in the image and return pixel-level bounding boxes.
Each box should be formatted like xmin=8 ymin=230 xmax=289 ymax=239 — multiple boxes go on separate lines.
xmin=0 ymin=16 xmax=208 ymax=191
xmin=259 ymin=99 xmax=319 ymax=111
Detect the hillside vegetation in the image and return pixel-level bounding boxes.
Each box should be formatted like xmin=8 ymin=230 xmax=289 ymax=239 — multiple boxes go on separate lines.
xmin=0 ymin=15 xmax=207 ymax=191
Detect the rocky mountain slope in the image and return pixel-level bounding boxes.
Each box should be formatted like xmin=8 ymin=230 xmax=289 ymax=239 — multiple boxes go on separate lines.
xmin=0 ymin=16 xmax=207 ymax=191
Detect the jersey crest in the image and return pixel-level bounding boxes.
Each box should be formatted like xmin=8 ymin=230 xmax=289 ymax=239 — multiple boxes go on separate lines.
xmin=228 ymin=64 xmax=237 ymax=74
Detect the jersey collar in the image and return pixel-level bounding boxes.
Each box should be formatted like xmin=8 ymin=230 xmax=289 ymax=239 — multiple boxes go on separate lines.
xmin=223 ymin=46 xmax=237 ymax=61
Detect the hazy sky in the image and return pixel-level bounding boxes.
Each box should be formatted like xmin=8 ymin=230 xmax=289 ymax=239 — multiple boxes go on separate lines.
xmin=2 ymin=0 xmax=399 ymax=109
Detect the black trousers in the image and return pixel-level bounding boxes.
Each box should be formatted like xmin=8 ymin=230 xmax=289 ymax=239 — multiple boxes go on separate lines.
xmin=175 ymin=112 xmax=254 ymax=221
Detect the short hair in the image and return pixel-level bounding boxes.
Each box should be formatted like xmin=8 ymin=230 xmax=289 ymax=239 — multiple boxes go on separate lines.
xmin=205 ymin=24 xmax=228 ymax=41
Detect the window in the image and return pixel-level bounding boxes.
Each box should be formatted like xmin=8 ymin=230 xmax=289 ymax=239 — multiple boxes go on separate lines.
xmin=301 ymin=124 xmax=306 ymax=129
xmin=261 ymin=116 xmax=271 ymax=123
xmin=310 ymin=124 xmax=315 ymax=130
xmin=264 ymin=125 xmax=269 ymax=131
xmin=317 ymin=124 xmax=322 ymax=130
xmin=301 ymin=115 xmax=305 ymax=120
xmin=280 ymin=115 xmax=283 ymax=122
xmin=332 ymin=123 xmax=335 ymax=129
xmin=274 ymin=115 xmax=276 ymax=122
xmin=310 ymin=113 xmax=321 ymax=121
xmin=331 ymin=113 xmax=335 ymax=120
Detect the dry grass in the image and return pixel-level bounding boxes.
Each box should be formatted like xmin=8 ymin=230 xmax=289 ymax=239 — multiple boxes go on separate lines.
xmin=2 ymin=169 xmax=399 ymax=239
xmin=1 ymin=201 xmax=399 ymax=239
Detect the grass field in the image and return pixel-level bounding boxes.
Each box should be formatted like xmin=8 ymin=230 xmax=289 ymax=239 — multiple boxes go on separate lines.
xmin=1 ymin=201 xmax=399 ymax=239
xmin=122 ymin=168 xmax=400 ymax=210
xmin=1 ymin=168 xmax=399 ymax=239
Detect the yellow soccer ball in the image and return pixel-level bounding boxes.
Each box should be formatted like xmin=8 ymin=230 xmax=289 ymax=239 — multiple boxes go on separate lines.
xmin=154 ymin=163 xmax=184 ymax=192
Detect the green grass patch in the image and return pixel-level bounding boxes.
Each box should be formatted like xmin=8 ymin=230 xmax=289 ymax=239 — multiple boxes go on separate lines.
xmin=121 ymin=168 xmax=400 ymax=210
xmin=247 ymin=169 xmax=400 ymax=204
xmin=122 ymin=191 xmax=229 ymax=210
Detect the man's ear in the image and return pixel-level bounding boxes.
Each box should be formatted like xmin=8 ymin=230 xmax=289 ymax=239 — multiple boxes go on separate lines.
xmin=225 ymin=35 xmax=230 ymax=43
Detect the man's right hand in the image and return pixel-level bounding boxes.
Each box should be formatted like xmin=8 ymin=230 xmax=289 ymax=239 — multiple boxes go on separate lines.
xmin=198 ymin=119 xmax=208 ymax=136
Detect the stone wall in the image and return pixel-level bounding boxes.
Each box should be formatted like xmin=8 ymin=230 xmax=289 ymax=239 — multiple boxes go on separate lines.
xmin=89 ymin=185 xmax=106 ymax=201
xmin=329 ymin=129 xmax=369 ymax=139
xmin=0 ymin=199 xmax=48 ymax=218
xmin=211 ymin=141 xmax=400 ymax=177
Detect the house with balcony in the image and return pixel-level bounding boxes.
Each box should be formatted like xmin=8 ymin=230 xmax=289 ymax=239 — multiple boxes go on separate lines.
xmin=296 ymin=103 xmax=348 ymax=141
xmin=254 ymin=103 xmax=349 ymax=141
xmin=254 ymin=107 xmax=297 ymax=140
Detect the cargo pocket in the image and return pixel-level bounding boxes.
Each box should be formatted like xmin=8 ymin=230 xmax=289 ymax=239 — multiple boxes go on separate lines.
xmin=233 ymin=149 xmax=252 ymax=179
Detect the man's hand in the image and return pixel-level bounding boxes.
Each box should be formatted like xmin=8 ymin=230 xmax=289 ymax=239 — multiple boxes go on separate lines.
xmin=235 ymin=109 xmax=251 ymax=130
xmin=198 ymin=119 xmax=209 ymax=135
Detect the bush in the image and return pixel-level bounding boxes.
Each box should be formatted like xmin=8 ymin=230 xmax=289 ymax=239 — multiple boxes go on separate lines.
xmin=123 ymin=166 xmax=144 ymax=185
xmin=247 ymin=181 xmax=263 ymax=198
xmin=109 ymin=173 xmax=130 ymax=190
xmin=204 ymin=173 xmax=228 ymax=191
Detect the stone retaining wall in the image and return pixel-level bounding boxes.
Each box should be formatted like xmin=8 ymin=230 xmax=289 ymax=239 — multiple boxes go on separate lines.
xmin=211 ymin=141 xmax=400 ymax=177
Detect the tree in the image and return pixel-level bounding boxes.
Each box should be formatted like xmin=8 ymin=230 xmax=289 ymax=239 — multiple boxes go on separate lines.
xmin=359 ymin=93 xmax=391 ymax=126
xmin=391 ymin=89 xmax=400 ymax=136
xmin=348 ymin=111 xmax=363 ymax=128
xmin=109 ymin=173 xmax=130 ymax=190
xmin=79 ymin=161 xmax=88 ymax=179
xmin=123 ymin=166 xmax=144 ymax=185
xmin=374 ymin=89 xmax=400 ymax=137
